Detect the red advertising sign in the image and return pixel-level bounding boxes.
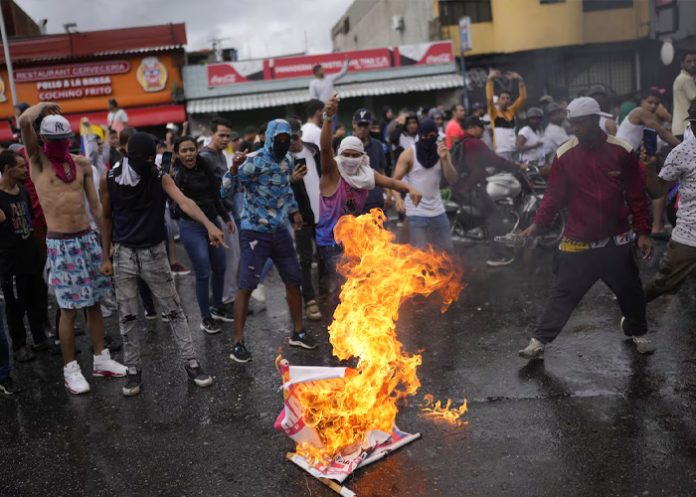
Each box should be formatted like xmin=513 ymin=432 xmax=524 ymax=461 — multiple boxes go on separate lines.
xmin=394 ymin=41 xmax=454 ymax=67
xmin=14 ymin=60 xmax=130 ymax=82
xmin=273 ymin=48 xmax=392 ymax=79
xmin=202 ymin=41 xmax=454 ymax=87
xmin=207 ymin=60 xmax=267 ymax=87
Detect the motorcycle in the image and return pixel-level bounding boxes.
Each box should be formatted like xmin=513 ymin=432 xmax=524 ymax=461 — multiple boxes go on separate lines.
xmin=444 ymin=163 xmax=566 ymax=249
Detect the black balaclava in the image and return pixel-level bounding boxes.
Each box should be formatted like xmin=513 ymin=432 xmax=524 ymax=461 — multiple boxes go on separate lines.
xmin=415 ymin=119 xmax=440 ymax=169
xmin=120 ymin=132 xmax=158 ymax=210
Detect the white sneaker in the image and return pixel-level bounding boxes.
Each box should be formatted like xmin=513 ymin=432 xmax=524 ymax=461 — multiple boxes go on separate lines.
xmin=64 ymin=361 xmax=90 ymax=395
xmin=251 ymin=284 xmax=266 ymax=303
xmin=93 ymin=349 xmax=128 ymax=377
xmin=518 ymin=338 xmax=545 ymax=360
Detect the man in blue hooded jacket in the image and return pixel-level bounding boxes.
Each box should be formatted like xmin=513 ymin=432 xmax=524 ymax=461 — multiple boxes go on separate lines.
xmin=221 ymin=119 xmax=315 ymax=363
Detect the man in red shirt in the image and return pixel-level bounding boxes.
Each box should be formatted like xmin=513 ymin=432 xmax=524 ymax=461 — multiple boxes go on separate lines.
xmin=445 ymin=104 xmax=466 ymax=149
xmin=518 ymin=97 xmax=654 ymax=359
xmin=451 ymin=116 xmax=523 ymax=266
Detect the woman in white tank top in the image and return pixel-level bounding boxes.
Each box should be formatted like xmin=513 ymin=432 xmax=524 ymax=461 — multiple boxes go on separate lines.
xmin=393 ymin=119 xmax=459 ymax=252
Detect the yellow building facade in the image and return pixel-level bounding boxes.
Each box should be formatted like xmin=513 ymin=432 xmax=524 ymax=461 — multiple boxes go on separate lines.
xmin=437 ymin=0 xmax=650 ymax=56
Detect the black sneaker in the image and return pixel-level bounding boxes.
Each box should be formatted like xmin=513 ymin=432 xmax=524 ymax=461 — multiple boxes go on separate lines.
xmin=184 ymin=360 xmax=213 ymax=387
xmin=122 ymin=367 xmax=142 ymax=397
xmin=210 ymin=306 xmax=234 ymax=323
xmin=230 ymin=342 xmax=252 ymax=363
xmin=161 ymin=312 xmax=170 ymax=323
xmin=104 ymin=335 xmax=123 ymax=354
xmin=0 ymin=376 xmax=21 ymax=395
xmin=144 ymin=308 xmax=158 ymax=320
xmin=288 ymin=331 xmax=318 ymax=350
xmin=32 ymin=339 xmax=51 ymax=352
xmin=14 ymin=346 xmax=36 ymax=363
xmin=199 ymin=317 xmax=221 ymax=334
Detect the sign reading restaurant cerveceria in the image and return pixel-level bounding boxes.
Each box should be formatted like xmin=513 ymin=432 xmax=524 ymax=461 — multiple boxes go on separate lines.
xmin=0 ymin=55 xmax=180 ymax=118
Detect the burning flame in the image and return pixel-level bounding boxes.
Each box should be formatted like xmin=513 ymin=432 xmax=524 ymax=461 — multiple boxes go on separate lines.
xmin=421 ymin=394 xmax=469 ymax=428
xmin=293 ymin=210 xmax=464 ymax=462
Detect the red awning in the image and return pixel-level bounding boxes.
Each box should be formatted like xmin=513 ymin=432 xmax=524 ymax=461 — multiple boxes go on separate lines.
xmin=0 ymin=103 xmax=186 ymax=141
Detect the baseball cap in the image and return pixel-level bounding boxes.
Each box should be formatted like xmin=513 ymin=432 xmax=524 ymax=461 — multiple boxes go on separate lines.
xmin=526 ymin=107 xmax=543 ymax=119
xmin=40 ymin=115 xmax=72 ymax=140
xmin=545 ymin=102 xmax=563 ymax=115
xmin=464 ymin=116 xmax=484 ymax=129
xmin=588 ymin=84 xmax=607 ymax=97
xmin=538 ymin=94 xmax=554 ymax=105
xmin=566 ymin=97 xmax=613 ymax=119
xmin=352 ymin=108 xmax=372 ymax=124
xmin=165 ymin=122 xmax=179 ymax=132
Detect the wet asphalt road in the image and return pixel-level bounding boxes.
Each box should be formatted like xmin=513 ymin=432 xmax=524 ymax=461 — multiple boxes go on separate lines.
xmin=1 ymin=238 xmax=695 ymax=497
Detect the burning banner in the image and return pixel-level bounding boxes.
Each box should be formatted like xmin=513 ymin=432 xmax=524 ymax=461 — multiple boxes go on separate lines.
xmin=275 ymin=210 xmax=465 ymax=493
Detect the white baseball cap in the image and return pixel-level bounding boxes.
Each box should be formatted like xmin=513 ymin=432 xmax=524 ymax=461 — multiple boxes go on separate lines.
xmin=40 ymin=114 xmax=73 ymax=139
xmin=566 ymin=97 xmax=613 ymax=119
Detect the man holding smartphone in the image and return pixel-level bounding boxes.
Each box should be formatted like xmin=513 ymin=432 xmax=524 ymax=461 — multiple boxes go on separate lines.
xmin=617 ymin=89 xmax=681 ymax=239
xmin=288 ymin=118 xmax=323 ymax=321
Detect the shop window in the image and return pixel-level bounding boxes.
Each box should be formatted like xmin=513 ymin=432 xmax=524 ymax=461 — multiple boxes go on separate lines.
xmin=438 ymin=0 xmax=492 ymax=25
xmin=582 ymin=0 xmax=633 ymax=12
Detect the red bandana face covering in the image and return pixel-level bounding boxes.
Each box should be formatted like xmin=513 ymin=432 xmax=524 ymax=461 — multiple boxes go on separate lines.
xmin=43 ymin=140 xmax=76 ymax=183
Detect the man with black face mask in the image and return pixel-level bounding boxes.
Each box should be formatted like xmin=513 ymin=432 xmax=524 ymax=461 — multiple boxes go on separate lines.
xmin=100 ymin=132 xmax=225 ymax=396
xmin=221 ymin=119 xmax=312 ymax=364
xmin=393 ymin=119 xmax=458 ymax=252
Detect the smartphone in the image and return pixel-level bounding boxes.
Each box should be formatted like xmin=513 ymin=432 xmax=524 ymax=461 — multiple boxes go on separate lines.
xmin=160 ymin=151 xmax=173 ymax=171
xmin=643 ymin=128 xmax=658 ymax=156
xmin=295 ymin=157 xmax=307 ymax=168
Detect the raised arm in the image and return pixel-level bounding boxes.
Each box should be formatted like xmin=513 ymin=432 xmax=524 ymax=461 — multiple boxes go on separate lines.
xmin=79 ymin=156 xmax=103 ymax=235
xmin=319 ymin=95 xmax=340 ymax=194
xmin=98 ymin=172 xmax=114 ymax=276
xmin=162 ymin=174 xmax=226 ymax=247
xmin=19 ymin=102 xmax=60 ymax=164
xmin=641 ymin=110 xmax=680 ymax=147
xmin=509 ymin=72 xmax=527 ymax=113
xmin=328 ymin=59 xmax=349 ymax=83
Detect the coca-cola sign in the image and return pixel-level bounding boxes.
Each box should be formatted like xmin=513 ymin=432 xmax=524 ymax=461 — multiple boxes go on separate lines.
xmin=394 ymin=41 xmax=454 ymax=67
xmin=207 ymin=60 xmax=266 ymax=87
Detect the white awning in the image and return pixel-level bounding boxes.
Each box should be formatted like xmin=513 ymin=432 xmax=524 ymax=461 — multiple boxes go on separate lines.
xmin=186 ymin=73 xmax=464 ymax=114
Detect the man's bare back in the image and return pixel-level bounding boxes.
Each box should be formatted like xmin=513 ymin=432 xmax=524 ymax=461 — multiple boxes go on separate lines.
xmin=30 ymin=153 xmax=93 ymax=233
xmin=19 ymin=102 xmax=102 ymax=234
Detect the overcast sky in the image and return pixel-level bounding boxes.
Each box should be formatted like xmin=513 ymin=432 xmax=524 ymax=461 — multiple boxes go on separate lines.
xmin=16 ymin=0 xmax=354 ymax=58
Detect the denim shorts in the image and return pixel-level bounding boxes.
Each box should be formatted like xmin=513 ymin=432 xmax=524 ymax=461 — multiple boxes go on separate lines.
xmin=238 ymin=229 xmax=302 ymax=290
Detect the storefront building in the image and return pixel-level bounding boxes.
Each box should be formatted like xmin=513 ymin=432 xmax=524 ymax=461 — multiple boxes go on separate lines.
xmin=0 ymin=23 xmax=187 ymax=140
xmin=183 ymin=41 xmax=464 ymax=131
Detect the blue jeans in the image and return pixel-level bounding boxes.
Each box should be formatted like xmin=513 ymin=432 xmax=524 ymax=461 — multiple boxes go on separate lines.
xmin=407 ymin=213 xmax=453 ymax=252
xmin=317 ymin=244 xmax=344 ymax=302
xmin=0 ymin=307 xmax=9 ymax=379
xmin=239 ymin=229 xmax=302 ymax=290
xmin=179 ymin=218 xmax=226 ymax=319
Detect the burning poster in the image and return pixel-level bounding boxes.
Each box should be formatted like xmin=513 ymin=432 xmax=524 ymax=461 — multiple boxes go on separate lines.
xmin=275 ymin=210 xmax=466 ymax=489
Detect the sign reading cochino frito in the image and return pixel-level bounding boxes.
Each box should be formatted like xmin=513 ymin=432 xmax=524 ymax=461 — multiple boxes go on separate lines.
xmin=0 ymin=54 xmax=181 ymax=118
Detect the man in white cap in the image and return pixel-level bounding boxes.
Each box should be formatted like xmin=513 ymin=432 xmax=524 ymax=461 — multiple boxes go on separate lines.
xmin=518 ymin=96 xmax=655 ymax=359
xmin=19 ymin=102 xmax=127 ymax=395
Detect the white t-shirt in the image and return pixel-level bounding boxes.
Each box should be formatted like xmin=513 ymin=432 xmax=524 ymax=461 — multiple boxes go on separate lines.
xmin=107 ymin=108 xmax=128 ymax=132
xmin=292 ymin=146 xmax=321 ymax=224
xmin=544 ymin=123 xmax=569 ymax=157
xmin=301 ymin=122 xmax=322 ymax=149
xmin=659 ymin=138 xmax=696 ymax=247
xmin=517 ymin=125 xmax=545 ymax=162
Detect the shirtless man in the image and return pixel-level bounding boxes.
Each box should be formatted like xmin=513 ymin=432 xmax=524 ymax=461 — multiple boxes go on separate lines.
xmin=19 ymin=102 xmax=126 ymax=395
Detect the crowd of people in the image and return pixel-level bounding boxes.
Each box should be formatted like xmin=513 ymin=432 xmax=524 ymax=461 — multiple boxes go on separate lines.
xmin=0 ymin=51 xmax=695 ymax=398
